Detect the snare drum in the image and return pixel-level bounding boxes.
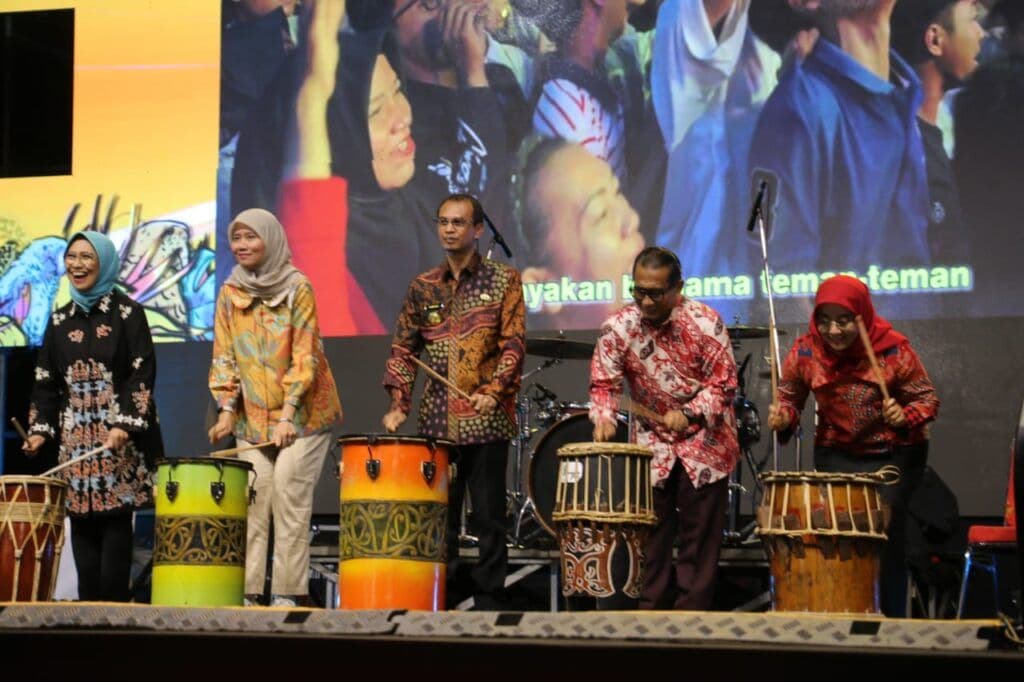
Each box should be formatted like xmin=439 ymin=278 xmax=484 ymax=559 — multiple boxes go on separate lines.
xmin=151 ymin=458 xmax=252 ymax=607
xmin=0 ymin=476 xmax=67 ymax=602
xmin=527 ymin=408 xmax=629 ymax=537
xmin=756 ymin=468 xmax=897 ymax=614
xmin=553 ymin=442 xmax=656 ymax=599
xmin=337 ymin=435 xmax=451 ymax=611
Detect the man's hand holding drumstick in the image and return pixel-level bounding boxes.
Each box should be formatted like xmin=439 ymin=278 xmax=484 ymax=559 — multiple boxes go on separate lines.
xmin=593 ymin=397 xmax=683 ymax=442
xmin=382 ymin=355 xmax=498 ymax=432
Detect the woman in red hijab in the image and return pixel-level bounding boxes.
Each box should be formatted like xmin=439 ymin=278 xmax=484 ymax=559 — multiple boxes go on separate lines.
xmin=767 ymin=275 xmax=940 ymax=617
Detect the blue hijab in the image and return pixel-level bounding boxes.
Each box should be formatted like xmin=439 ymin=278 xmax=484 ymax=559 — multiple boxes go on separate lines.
xmin=66 ymin=230 xmax=120 ymax=311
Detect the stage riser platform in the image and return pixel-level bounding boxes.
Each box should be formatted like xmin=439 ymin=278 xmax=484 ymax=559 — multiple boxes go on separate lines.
xmin=1 ymin=603 xmax=1019 ymax=675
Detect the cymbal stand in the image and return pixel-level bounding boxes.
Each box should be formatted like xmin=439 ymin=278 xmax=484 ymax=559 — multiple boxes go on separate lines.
xmin=507 ymin=358 xmax=562 ymax=547
xmin=725 ymin=354 xmax=764 ymax=545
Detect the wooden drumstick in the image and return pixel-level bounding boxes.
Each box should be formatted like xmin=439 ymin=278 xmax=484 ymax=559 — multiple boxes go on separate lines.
xmin=855 ymin=315 xmax=891 ymax=402
xmin=211 ymin=440 xmax=274 ymax=459
xmin=408 ymin=355 xmax=473 ymax=401
xmin=41 ymin=445 xmax=106 ymax=478
xmin=617 ymin=396 xmax=664 ymax=425
xmin=10 ymin=417 xmax=29 ymax=442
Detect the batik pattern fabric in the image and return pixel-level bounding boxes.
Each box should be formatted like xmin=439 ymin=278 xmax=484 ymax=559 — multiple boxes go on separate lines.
xmin=28 ymin=290 xmax=162 ymax=516
xmin=209 ymin=278 xmax=341 ymax=443
xmin=776 ymin=334 xmax=939 ymax=454
xmin=589 ymin=298 xmax=739 ymax=488
xmin=384 ymin=254 xmax=525 ymax=445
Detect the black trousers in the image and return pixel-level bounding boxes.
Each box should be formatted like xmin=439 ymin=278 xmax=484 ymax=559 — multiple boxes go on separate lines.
xmin=70 ymin=512 xmax=134 ymax=602
xmin=814 ymin=442 xmax=929 ymax=618
xmin=641 ymin=460 xmax=729 ymax=610
xmin=447 ymin=440 xmax=509 ymax=608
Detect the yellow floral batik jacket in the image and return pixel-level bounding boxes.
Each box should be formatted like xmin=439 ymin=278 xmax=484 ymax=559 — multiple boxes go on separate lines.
xmin=209 ymin=278 xmax=341 ymax=442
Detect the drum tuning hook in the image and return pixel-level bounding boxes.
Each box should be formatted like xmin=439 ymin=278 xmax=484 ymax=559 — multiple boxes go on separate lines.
xmin=364 ymin=443 xmax=381 ymax=480
xmin=210 ymin=462 xmax=226 ymax=503
xmin=422 ymin=443 xmax=438 ymax=485
xmin=165 ymin=463 xmax=179 ymax=502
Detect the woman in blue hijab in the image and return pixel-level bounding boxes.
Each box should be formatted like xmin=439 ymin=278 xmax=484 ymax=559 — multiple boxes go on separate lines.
xmin=23 ymin=230 xmax=164 ymax=602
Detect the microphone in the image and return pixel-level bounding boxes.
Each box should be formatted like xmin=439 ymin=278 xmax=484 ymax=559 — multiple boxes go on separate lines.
xmin=482 ymin=210 xmax=513 ymax=259
xmin=533 ymin=383 xmax=558 ymax=402
xmin=746 ymin=181 xmax=767 ymax=233
xmin=746 ymin=168 xmax=778 ymax=234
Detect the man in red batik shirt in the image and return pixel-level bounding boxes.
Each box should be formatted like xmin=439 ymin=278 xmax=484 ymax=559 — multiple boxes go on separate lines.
xmin=590 ymin=246 xmax=739 ymax=610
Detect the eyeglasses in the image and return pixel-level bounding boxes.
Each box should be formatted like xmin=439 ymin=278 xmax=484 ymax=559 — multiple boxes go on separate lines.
xmin=433 ymin=217 xmax=473 ymax=228
xmin=393 ymin=0 xmax=442 ymax=21
xmin=815 ymin=315 xmax=856 ymax=331
xmin=630 ymin=286 xmax=672 ymax=302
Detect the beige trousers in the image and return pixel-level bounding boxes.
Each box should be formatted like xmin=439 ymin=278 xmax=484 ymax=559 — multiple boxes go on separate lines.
xmin=238 ymin=431 xmax=331 ymax=596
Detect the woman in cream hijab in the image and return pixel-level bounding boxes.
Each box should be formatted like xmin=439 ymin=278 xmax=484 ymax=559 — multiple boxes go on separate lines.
xmin=209 ymin=208 xmax=342 ymax=607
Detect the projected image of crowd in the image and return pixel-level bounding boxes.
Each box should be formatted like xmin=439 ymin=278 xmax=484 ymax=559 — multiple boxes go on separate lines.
xmin=218 ymin=0 xmax=1024 ymax=332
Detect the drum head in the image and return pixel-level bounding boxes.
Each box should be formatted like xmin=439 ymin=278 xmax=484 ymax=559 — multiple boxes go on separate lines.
xmin=527 ymin=412 xmax=628 ymax=537
xmin=337 ymin=434 xmax=456 ymax=449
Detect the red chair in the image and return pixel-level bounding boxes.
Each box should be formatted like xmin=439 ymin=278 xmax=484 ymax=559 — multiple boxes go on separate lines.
xmin=956 ymin=400 xmax=1023 ymax=618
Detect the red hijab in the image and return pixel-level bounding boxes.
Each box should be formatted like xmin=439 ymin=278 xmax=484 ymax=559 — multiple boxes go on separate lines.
xmin=811 ymin=275 xmax=906 ymax=363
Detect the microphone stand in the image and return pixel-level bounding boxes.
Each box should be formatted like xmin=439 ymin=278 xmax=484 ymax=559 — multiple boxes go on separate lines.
xmin=482 ymin=211 xmax=513 ymax=261
xmin=747 ymin=181 xmax=783 ymax=471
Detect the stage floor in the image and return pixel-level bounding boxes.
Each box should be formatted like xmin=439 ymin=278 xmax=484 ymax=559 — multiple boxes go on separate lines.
xmin=2 ymin=601 xmax=1021 ymax=673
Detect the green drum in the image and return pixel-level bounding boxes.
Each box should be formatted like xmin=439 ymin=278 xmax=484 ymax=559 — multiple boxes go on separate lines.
xmin=151 ymin=458 xmax=252 ymax=606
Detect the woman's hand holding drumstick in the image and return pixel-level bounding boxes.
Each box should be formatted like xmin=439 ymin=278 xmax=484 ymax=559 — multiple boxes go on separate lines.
xmin=855 ymin=315 xmax=906 ymax=427
xmin=13 ymin=418 xmax=46 ymax=457
xmin=765 ymin=322 xmax=791 ymax=432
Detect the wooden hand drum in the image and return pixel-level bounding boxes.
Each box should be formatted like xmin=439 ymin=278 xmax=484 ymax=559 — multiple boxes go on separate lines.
xmin=0 ymin=476 xmax=67 ymax=602
xmin=756 ymin=468 xmax=898 ymax=614
xmin=552 ymin=442 xmax=656 ymax=599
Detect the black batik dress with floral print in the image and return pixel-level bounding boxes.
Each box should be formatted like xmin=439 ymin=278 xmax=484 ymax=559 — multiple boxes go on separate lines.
xmin=28 ymin=289 xmax=163 ymax=516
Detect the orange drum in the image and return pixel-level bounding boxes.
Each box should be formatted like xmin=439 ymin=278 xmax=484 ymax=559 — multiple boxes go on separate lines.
xmin=337 ymin=435 xmax=451 ymax=610
xmin=0 ymin=476 xmax=68 ymax=602
xmin=756 ymin=468 xmax=898 ymax=614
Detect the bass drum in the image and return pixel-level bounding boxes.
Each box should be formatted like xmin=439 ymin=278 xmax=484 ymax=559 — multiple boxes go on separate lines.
xmin=527 ymin=408 xmax=629 ymax=537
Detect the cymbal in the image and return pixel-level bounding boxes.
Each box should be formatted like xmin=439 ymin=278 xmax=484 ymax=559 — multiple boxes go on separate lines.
xmin=727 ymin=325 xmax=787 ymax=340
xmin=526 ymin=337 xmax=595 ymax=360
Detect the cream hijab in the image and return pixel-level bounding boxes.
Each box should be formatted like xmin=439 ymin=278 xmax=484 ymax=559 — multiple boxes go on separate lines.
xmin=224 ymin=208 xmax=304 ymax=307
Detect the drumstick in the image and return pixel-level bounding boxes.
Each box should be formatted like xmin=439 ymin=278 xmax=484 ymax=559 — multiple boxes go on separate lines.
xmin=210 ymin=441 xmax=274 ymax=459
xmin=408 ymin=355 xmax=473 ymax=401
xmin=855 ymin=315 xmax=891 ymax=402
xmin=10 ymin=417 xmax=29 ymax=441
xmin=617 ymin=396 xmax=664 ymax=425
xmin=41 ymin=445 xmax=106 ymax=478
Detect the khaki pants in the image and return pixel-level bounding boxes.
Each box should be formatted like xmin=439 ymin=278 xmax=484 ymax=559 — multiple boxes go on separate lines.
xmin=238 ymin=431 xmax=331 ymax=596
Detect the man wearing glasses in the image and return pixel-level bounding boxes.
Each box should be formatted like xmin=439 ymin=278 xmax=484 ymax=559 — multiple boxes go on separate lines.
xmin=589 ymin=246 xmax=739 ymax=610
xmin=383 ymin=192 xmax=526 ymax=610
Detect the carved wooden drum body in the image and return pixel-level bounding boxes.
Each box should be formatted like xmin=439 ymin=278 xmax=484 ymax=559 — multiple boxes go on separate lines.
xmin=552 ymin=442 xmax=655 ymax=599
xmin=0 ymin=476 xmax=67 ymax=602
